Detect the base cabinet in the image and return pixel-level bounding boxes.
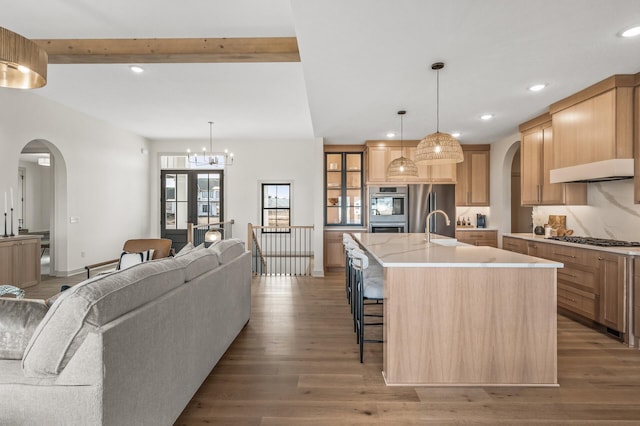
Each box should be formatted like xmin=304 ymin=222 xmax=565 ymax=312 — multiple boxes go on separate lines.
xmin=455 ymin=230 xmax=497 ymax=247
xmin=502 ymin=236 xmax=627 ymax=334
xmin=502 ymin=236 xmax=527 ymax=254
xmin=0 ymin=236 xmax=41 ymax=288
xmin=597 ymin=252 xmax=626 ymax=331
xmin=634 ymin=258 xmax=640 ymax=343
xmin=324 ymin=231 xmax=346 ymax=271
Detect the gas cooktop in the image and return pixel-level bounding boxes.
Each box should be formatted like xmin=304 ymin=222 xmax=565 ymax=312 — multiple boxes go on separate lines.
xmin=548 ymin=236 xmax=640 ymax=247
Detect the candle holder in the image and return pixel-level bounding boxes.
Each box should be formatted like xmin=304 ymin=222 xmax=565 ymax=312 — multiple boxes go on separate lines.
xmin=9 ymin=208 xmax=14 ymax=237
xmin=3 ymin=213 xmax=7 ymax=238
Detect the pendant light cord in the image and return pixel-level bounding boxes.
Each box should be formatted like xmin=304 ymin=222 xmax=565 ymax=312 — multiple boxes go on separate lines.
xmin=209 ymin=121 xmax=214 ymax=151
xmin=400 ymin=113 xmax=404 ymax=156
xmin=436 ymin=69 xmax=440 ymax=133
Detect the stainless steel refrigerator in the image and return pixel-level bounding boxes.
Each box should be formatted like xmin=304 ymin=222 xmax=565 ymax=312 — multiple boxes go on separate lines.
xmin=407 ymin=184 xmax=456 ymax=238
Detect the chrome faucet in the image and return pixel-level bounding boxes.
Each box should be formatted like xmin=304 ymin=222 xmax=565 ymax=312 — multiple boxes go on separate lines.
xmin=425 ymin=209 xmax=451 ymax=244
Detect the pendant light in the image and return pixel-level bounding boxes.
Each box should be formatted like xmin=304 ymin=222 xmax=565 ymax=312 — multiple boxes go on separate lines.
xmin=0 ymin=27 xmax=48 ymax=89
xmin=386 ymin=110 xmax=419 ymax=178
xmin=414 ymin=62 xmax=463 ymax=165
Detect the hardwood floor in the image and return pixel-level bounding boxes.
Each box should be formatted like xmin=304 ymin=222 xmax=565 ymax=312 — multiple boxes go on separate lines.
xmin=24 ymin=271 xmax=640 ymax=424
xmin=175 ymin=272 xmax=640 ymax=425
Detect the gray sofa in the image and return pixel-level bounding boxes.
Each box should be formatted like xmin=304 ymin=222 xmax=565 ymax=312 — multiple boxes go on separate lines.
xmin=0 ymin=239 xmax=251 ymax=425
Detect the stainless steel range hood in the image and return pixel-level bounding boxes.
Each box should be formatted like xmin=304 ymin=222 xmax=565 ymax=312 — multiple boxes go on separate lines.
xmin=549 ymin=159 xmax=634 ymax=183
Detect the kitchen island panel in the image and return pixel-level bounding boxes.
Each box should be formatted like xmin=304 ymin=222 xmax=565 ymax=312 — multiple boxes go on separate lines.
xmin=383 ymin=266 xmax=557 ymax=386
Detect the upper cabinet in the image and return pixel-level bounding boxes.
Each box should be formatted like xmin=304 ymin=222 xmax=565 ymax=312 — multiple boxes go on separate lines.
xmin=325 ymin=149 xmax=364 ymax=226
xmin=550 ymin=75 xmax=635 ymax=169
xmin=365 ymin=140 xmax=456 ymax=184
xmin=519 ymin=114 xmax=587 ymax=206
xmin=455 ymin=145 xmax=490 ymax=206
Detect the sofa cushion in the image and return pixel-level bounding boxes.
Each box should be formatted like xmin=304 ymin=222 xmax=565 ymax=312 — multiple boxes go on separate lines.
xmin=173 ymin=247 xmax=220 ymax=281
xmin=22 ymin=259 xmax=186 ymax=377
xmin=209 ymin=239 xmax=245 ymax=264
xmin=0 ymin=299 xmax=48 ymax=360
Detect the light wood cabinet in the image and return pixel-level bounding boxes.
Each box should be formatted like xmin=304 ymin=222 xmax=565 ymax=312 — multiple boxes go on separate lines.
xmin=365 ymin=141 xmax=456 ymax=184
xmin=502 ymin=236 xmax=527 ymax=254
xmin=456 ymin=145 xmax=489 ymax=206
xmin=519 ymin=114 xmax=587 ymax=206
xmin=455 ymin=229 xmax=497 ymax=247
xmin=0 ymin=236 xmax=41 ymax=288
xmin=634 ymin=258 xmax=640 ymax=343
xmin=324 ymin=231 xmax=346 ymax=271
xmin=366 ymin=145 xmax=401 ymax=183
xmin=596 ymin=251 xmax=626 ymax=331
xmin=550 ymin=75 xmax=635 ymax=169
xmin=325 ymin=150 xmax=364 ymax=226
xmin=502 ymin=236 xmax=629 ymax=334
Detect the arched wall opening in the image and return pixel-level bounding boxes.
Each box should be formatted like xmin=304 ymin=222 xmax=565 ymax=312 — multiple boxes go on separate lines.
xmin=19 ymin=139 xmax=68 ymax=277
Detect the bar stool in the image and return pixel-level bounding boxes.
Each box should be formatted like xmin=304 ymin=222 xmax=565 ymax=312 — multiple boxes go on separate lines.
xmin=342 ymin=234 xmax=357 ymax=306
xmin=349 ymin=248 xmax=383 ymax=363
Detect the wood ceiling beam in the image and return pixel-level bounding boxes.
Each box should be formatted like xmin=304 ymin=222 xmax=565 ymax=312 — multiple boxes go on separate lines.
xmin=33 ymin=37 xmax=300 ymax=64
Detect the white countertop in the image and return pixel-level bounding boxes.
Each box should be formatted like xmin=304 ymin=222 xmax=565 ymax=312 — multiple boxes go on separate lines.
xmin=504 ymin=233 xmax=640 ymax=256
xmin=455 ymin=227 xmax=498 ymax=232
xmin=353 ymin=233 xmax=562 ymax=268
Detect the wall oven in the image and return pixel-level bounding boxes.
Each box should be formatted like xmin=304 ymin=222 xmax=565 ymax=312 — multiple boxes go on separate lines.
xmin=369 ymin=186 xmax=408 ymax=233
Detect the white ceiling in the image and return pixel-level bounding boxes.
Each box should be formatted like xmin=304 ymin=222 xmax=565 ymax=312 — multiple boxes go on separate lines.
xmin=3 ymin=0 xmax=640 ymax=144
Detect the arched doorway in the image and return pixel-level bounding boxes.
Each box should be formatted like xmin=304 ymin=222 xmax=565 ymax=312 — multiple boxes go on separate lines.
xmin=509 ymin=146 xmax=533 ymax=233
xmin=19 ymin=139 xmax=67 ymax=277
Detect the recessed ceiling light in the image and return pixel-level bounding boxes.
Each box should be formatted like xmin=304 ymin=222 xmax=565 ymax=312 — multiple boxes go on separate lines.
xmin=620 ymin=25 xmax=640 ymax=37
xmin=480 ymin=114 xmax=493 ymax=121
xmin=129 ymin=65 xmax=145 ymax=73
xmin=451 ymin=132 xmax=461 ymax=138
xmin=386 ymin=132 xmax=395 ymax=138
xmin=528 ymin=83 xmax=547 ymax=92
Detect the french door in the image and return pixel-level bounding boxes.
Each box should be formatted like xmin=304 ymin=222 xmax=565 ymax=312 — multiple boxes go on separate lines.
xmin=160 ymin=170 xmax=223 ymax=251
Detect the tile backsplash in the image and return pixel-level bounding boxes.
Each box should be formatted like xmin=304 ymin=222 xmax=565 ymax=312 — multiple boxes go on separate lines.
xmin=456 ymin=207 xmax=491 ymax=228
xmin=533 ymin=180 xmax=640 ymax=242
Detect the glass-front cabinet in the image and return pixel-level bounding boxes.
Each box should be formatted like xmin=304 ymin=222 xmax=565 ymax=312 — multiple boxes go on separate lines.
xmin=325 ymin=152 xmax=363 ymax=226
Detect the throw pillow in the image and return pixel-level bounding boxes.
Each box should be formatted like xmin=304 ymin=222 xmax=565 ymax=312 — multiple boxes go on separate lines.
xmin=0 ymin=298 xmax=49 ymax=360
xmin=209 ymin=239 xmax=245 ymax=264
xmin=174 ymin=242 xmax=194 ymax=257
xmin=117 ymin=249 xmax=153 ymax=271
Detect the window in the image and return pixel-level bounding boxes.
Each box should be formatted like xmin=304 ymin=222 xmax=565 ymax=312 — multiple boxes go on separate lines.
xmin=262 ymin=183 xmax=290 ymax=230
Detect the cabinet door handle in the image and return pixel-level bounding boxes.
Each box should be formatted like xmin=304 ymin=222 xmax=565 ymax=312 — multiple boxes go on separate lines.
xmin=537 ymin=184 xmax=542 ymax=203
xmin=598 ymin=256 xmax=603 ymax=261
xmin=552 ymin=252 xmax=576 ymax=259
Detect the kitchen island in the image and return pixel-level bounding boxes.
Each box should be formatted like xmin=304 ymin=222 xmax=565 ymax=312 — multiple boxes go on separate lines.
xmin=353 ymin=232 xmax=562 ymax=387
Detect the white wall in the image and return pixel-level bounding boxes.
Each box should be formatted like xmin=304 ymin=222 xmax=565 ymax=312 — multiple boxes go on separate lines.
xmin=0 ymin=89 xmax=151 ymax=276
xmin=149 ymin=137 xmax=325 ymax=276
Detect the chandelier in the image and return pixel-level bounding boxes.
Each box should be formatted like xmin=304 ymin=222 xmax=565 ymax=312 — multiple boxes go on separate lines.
xmin=386 ymin=110 xmax=418 ymax=178
xmin=0 ymin=27 xmax=47 ymax=89
xmin=414 ymin=62 xmax=463 ymax=165
xmin=187 ymin=121 xmax=234 ymax=167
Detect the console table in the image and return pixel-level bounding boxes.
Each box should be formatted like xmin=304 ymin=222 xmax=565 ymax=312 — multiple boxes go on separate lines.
xmin=0 ymin=235 xmax=41 ymax=288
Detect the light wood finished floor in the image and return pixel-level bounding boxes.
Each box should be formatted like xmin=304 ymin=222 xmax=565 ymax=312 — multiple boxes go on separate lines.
xmin=25 ymin=272 xmax=640 ymax=424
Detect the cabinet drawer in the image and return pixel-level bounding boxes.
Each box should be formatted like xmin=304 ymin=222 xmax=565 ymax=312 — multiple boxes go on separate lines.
xmin=557 ymin=265 xmax=597 ymax=293
xmin=546 ymin=244 xmax=589 ymax=267
xmin=463 ymin=231 xmax=493 ymax=240
xmin=558 ymin=283 xmax=597 ymax=321
xmin=502 ymin=237 xmax=527 ymax=254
